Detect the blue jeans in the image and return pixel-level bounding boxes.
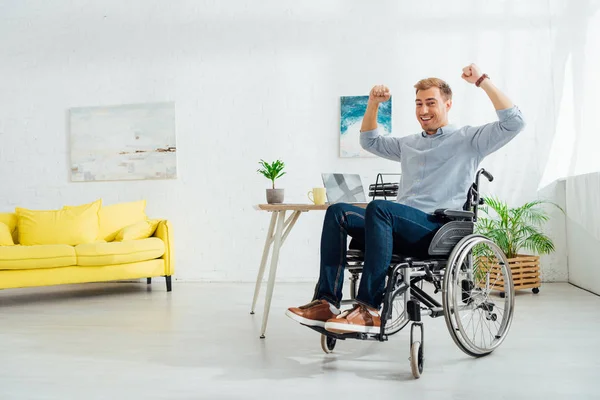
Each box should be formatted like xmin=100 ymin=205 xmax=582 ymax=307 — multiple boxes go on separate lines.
xmin=312 ymin=200 xmax=444 ymax=309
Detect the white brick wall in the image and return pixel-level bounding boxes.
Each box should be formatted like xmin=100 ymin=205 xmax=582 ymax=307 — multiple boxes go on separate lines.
xmin=0 ymin=0 xmax=570 ymax=282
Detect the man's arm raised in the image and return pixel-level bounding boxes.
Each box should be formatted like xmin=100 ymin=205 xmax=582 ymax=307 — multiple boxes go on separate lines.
xmin=360 ymin=85 xmax=389 ymax=132
xmin=359 ymin=85 xmax=403 ymax=162
xmin=462 ymin=64 xmax=513 ymax=110
xmin=461 ymin=64 xmax=526 ymax=157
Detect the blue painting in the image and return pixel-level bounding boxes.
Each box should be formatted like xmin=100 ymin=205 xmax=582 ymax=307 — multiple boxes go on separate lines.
xmin=340 ymin=95 xmax=392 ymax=158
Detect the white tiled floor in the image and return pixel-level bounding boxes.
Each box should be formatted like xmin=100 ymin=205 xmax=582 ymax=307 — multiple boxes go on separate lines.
xmin=1 ymin=281 xmax=599 ymax=399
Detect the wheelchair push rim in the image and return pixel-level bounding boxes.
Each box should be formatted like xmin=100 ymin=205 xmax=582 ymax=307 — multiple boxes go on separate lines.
xmin=383 ymin=277 xmax=410 ymax=335
xmin=442 ymin=234 xmax=515 ymax=357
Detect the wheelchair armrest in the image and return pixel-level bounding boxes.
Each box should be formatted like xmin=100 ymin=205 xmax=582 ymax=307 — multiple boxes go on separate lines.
xmin=433 ymin=208 xmax=474 ymax=220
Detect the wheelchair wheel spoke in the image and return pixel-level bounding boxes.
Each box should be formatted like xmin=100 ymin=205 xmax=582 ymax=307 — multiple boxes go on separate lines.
xmin=464 ymin=310 xmax=476 ymax=342
xmin=474 ymin=310 xmax=481 ymax=347
xmin=483 ymin=313 xmax=496 ymax=341
xmin=481 ymin=311 xmax=488 ymax=348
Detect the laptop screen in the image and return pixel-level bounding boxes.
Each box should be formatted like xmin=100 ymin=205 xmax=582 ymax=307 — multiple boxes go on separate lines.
xmin=321 ymin=173 xmax=368 ymax=204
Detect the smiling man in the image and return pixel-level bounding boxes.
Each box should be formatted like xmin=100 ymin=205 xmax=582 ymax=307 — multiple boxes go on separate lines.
xmin=286 ymin=63 xmax=526 ymax=334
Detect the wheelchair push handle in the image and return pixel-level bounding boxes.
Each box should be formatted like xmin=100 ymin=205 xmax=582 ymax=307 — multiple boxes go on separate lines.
xmin=480 ymin=169 xmax=494 ymax=182
xmin=470 ymin=168 xmax=494 ymax=222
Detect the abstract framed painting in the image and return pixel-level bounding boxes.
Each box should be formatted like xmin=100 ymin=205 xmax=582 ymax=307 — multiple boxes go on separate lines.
xmin=69 ymin=102 xmax=177 ymax=181
xmin=340 ymin=95 xmax=392 ymax=158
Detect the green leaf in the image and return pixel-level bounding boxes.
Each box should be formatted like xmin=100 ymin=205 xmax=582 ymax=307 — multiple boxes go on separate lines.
xmin=476 ymin=196 xmax=559 ymax=258
xmin=257 ymin=159 xmax=286 ymax=186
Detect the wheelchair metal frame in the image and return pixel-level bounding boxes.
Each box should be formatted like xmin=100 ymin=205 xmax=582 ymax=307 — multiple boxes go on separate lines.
xmin=309 ymin=257 xmax=445 ymax=340
xmin=305 ymin=168 xmax=515 ymax=378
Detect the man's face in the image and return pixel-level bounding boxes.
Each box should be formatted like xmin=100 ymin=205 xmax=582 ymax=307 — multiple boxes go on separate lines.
xmin=415 ymin=87 xmax=452 ymax=134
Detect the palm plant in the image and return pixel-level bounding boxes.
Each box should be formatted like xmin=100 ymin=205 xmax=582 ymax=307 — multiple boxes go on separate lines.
xmin=475 ymin=196 xmax=563 ymax=259
xmin=257 ymin=159 xmax=286 ymax=189
xmin=467 ymin=196 xmax=564 ymax=287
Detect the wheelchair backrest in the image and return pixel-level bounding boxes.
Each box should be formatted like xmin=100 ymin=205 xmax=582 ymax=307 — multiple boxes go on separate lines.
xmin=428 ymin=221 xmax=474 ymax=256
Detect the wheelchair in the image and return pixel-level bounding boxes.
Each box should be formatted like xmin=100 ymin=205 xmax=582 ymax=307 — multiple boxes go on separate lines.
xmin=306 ymin=168 xmax=515 ymax=379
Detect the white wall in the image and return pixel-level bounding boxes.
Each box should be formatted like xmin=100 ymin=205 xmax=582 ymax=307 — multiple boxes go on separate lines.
xmin=564 ymin=173 xmax=600 ymax=295
xmin=537 ymin=179 xmax=568 ymax=282
xmin=0 ymin=0 xmax=575 ymax=283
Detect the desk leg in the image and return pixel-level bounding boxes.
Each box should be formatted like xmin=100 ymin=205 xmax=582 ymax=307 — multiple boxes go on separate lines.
xmin=260 ymin=210 xmax=286 ymax=339
xmin=251 ymin=211 xmax=277 ymax=314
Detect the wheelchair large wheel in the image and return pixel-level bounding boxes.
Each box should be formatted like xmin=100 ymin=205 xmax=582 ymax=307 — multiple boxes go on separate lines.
xmin=442 ymin=235 xmax=515 ymax=357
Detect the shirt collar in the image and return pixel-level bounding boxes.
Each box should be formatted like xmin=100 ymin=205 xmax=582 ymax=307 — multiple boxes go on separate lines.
xmin=421 ymin=124 xmax=458 ymax=138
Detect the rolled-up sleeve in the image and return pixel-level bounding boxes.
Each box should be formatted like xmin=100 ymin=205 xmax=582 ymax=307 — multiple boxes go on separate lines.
xmin=360 ymin=128 xmax=403 ymax=162
xmin=470 ymin=106 xmax=526 ymax=157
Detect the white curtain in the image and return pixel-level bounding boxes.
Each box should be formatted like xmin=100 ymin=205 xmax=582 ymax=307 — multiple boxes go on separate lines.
xmin=539 ymin=0 xmax=600 ymax=292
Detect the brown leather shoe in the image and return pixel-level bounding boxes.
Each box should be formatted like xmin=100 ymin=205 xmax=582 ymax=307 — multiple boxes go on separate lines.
xmin=285 ymin=299 xmax=340 ymax=327
xmin=324 ymin=304 xmax=381 ymax=334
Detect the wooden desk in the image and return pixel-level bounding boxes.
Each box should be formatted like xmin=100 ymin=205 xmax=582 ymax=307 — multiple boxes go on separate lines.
xmin=252 ymin=203 xmax=367 ymax=338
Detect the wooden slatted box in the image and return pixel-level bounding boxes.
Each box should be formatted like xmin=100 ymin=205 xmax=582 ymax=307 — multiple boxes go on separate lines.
xmin=484 ymin=254 xmax=541 ymax=294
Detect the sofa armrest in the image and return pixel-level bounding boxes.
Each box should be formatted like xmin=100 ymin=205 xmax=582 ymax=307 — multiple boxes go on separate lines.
xmin=154 ymin=219 xmax=174 ymax=276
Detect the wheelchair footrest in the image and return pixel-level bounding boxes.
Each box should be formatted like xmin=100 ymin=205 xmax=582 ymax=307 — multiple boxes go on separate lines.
xmin=407 ymin=300 xmax=422 ymax=322
xmin=303 ymin=324 xmax=387 ymax=342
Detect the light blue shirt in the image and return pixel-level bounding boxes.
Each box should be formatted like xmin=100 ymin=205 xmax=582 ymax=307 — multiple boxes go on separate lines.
xmin=360 ymin=106 xmax=526 ymax=214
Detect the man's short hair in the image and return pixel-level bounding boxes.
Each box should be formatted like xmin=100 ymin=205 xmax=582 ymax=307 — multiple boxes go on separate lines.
xmin=414 ymin=78 xmax=452 ymax=101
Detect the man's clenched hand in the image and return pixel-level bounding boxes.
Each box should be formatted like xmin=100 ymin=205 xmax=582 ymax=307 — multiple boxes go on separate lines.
xmin=368 ymin=85 xmax=391 ymax=103
xmin=461 ymin=64 xmax=483 ymax=85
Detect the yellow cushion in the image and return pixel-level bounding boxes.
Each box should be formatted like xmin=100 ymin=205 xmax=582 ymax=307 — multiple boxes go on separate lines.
xmin=0 ymin=244 xmax=77 ymax=270
xmin=97 ymin=200 xmax=147 ymax=242
xmin=0 ymin=222 xmax=15 ymax=246
xmin=115 ymin=219 xmax=160 ymax=242
xmin=75 ymin=237 xmax=165 ymax=266
xmin=0 ymin=213 xmax=18 ymax=244
xmin=16 ymin=200 xmax=101 ymax=246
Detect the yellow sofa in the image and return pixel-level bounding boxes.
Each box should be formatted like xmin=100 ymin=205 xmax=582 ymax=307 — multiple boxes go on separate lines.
xmin=0 ymin=199 xmax=174 ymax=292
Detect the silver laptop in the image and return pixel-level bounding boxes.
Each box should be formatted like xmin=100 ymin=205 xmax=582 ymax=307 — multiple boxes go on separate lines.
xmin=321 ymin=173 xmax=368 ymax=204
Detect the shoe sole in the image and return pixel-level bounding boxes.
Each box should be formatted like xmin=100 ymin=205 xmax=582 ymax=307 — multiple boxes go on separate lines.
xmin=324 ymin=321 xmax=381 ymax=334
xmin=285 ymin=309 xmax=327 ymax=327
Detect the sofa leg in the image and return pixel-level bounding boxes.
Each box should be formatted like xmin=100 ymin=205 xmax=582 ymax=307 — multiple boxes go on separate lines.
xmin=165 ymin=276 xmax=172 ymax=292
xmin=147 ymin=278 xmax=152 ymax=284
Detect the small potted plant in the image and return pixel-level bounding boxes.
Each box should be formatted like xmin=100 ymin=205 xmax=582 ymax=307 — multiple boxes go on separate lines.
xmin=475 ymin=196 xmax=564 ymax=295
xmin=257 ymin=159 xmax=286 ymax=204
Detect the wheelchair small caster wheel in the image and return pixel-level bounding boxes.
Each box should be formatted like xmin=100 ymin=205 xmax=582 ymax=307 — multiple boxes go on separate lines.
xmin=532 ymin=288 xmax=540 ymax=294
xmin=409 ymin=322 xmax=424 ymax=378
xmin=499 ymin=292 xmax=506 ymax=298
xmin=321 ymin=335 xmax=336 ymax=354
xmin=410 ymin=341 xmax=423 ymax=379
